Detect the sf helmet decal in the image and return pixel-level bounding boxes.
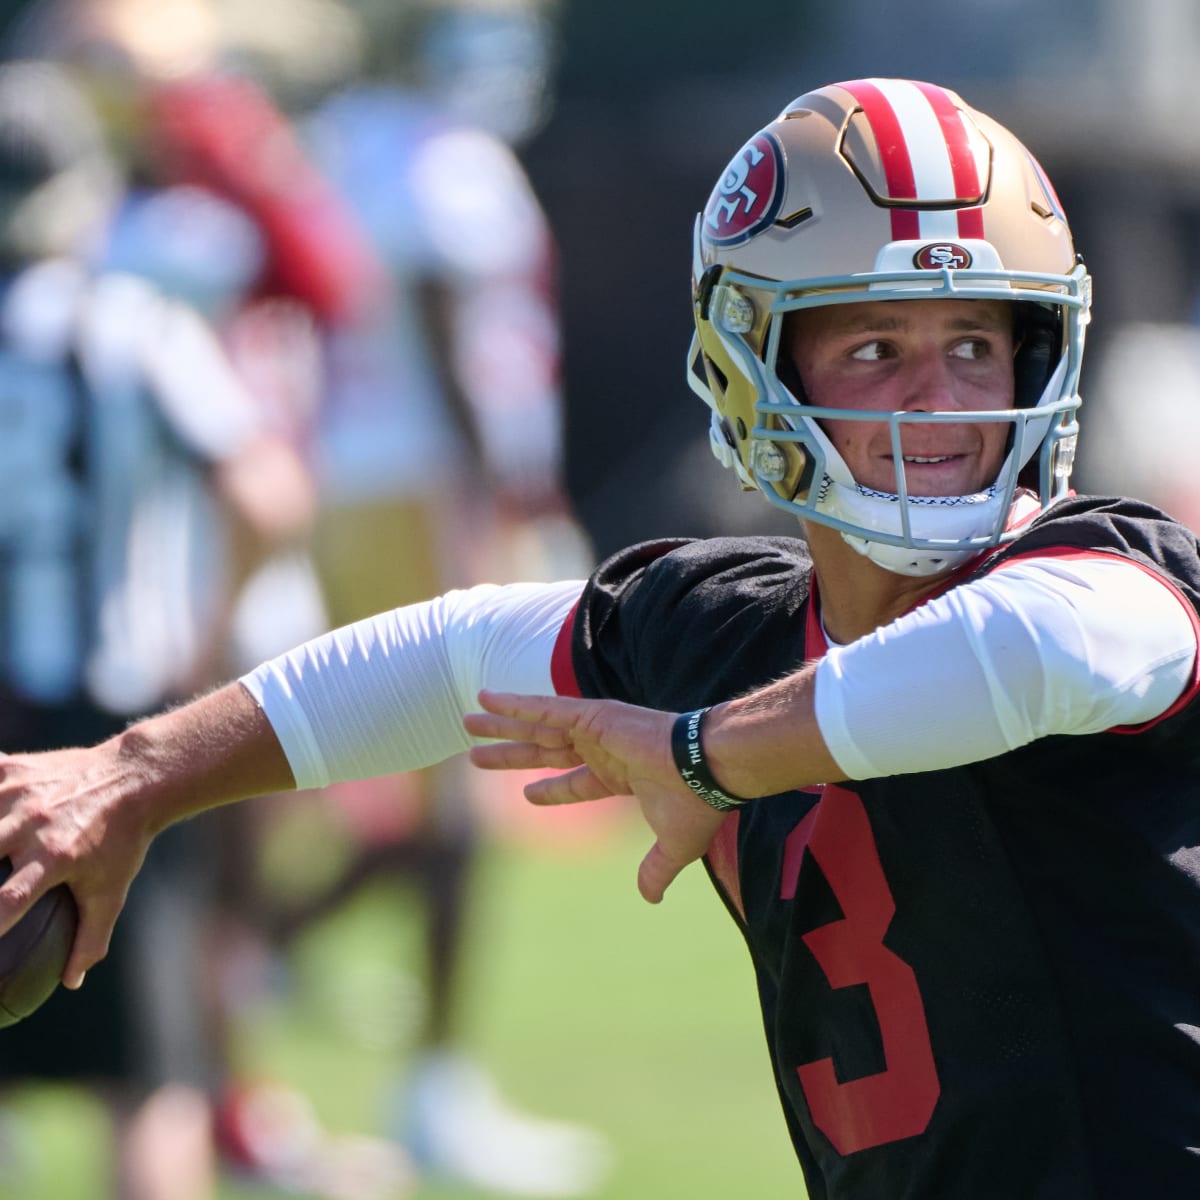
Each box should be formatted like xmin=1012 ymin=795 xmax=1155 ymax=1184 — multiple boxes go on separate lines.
xmin=702 ymin=131 xmax=785 ymax=247
xmin=913 ymin=242 xmax=973 ymax=270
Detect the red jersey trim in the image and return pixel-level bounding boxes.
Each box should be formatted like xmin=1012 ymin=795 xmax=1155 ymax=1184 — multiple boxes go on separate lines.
xmin=550 ymin=602 xmax=581 ymax=697
xmin=984 ymin=545 xmax=1200 ymax=733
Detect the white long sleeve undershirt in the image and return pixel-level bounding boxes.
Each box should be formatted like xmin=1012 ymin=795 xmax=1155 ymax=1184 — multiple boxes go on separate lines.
xmin=240 ymin=555 xmax=1197 ymax=790
xmin=242 ymin=579 xmax=585 ymax=788
xmin=814 ymin=554 xmax=1197 ymax=778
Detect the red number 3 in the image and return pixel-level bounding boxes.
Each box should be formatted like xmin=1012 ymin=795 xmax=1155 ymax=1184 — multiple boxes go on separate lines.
xmin=781 ymin=784 xmax=941 ymax=1155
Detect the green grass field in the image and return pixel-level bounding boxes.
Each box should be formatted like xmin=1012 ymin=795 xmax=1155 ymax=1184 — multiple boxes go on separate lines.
xmin=0 ymin=806 xmax=803 ymax=1199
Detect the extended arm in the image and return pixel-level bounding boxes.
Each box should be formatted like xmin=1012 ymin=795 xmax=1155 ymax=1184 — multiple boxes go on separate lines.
xmin=467 ymin=552 xmax=1198 ymax=899
xmin=0 ymin=579 xmax=582 ymax=987
xmin=0 ymin=682 xmax=291 ymax=988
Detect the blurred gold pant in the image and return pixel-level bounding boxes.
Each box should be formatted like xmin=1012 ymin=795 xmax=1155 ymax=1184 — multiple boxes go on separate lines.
xmin=313 ymin=497 xmax=450 ymax=625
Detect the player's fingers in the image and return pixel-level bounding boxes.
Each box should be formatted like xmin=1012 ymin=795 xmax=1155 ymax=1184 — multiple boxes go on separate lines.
xmin=463 ymin=710 xmax=575 ymax=750
xmin=522 ymin=766 xmax=617 ymax=807
xmin=469 ymin=741 xmax=583 ymax=771
xmin=476 ymin=689 xmax=590 ymax=729
xmin=0 ymin=858 xmax=50 ymax=937
xmin=0 ymin=814 xmax=34 ymax=860
xmin=637 ymin=841 xmax=685 ymax=905
xmin=63 ymin=898 xmax=117 ymax=990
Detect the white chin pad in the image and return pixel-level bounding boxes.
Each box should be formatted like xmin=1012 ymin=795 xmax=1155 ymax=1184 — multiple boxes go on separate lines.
xmin=842 ymin=528 xmax=982 ymax=577
xmin=822 ymin=479 xmax=1008 ymax=576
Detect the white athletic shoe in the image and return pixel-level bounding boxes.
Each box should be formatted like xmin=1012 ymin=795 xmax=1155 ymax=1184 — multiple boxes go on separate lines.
xmin=394 ymin=1053 xmax=611 ymax=1197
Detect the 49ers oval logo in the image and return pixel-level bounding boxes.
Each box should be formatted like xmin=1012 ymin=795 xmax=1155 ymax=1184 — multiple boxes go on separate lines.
xmin=913 ymin=242 xmax=973 ymax=270
xmin=702 ymin=131 xmax=785 ymax=247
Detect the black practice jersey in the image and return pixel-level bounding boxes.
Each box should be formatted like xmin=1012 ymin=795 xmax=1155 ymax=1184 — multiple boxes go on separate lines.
xmin=567 ymin=495 xmax=1200 ymax=1200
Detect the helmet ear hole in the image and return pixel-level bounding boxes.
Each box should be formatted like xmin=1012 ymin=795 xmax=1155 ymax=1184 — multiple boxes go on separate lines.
xmin=704 ymin=354 xmax=729 ymax=395
xmin=773 ymin=321 xmax=809 ymax=404
xmin=1013 ymin=303 xmax=1061 ymax=409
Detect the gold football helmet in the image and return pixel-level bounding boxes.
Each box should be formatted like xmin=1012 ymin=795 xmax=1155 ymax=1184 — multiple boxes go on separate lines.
xmin=688 ymin=78 xmax=1091 ymax=575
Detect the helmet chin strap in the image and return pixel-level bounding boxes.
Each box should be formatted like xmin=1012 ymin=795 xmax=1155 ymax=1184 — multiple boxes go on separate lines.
xmin=806 ymin=423 xmax=1015 ymax=577
xmin=823 ymin=479 xmax=1009 ymax=576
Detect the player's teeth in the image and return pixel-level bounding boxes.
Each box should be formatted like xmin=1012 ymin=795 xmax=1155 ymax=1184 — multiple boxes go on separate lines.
xmin=906 ymin=456 xmax=950 ymax=463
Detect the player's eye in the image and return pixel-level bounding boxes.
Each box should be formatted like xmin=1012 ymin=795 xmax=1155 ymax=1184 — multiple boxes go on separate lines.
xmin=850 ymin=339 xmax=892 ymax=362
xmin=949 ymin=337 xmax=991 ymax=361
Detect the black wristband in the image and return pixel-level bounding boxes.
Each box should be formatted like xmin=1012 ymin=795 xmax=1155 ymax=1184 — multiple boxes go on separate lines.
xmin=670 ymin=708 xmax=747 ymax=812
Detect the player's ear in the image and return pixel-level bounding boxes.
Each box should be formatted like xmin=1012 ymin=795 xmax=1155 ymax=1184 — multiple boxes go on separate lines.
xmin=775 ymin=312 xmax=811 ymax=404
xmin=1012 ymin=302 xmax=1059 ymax=410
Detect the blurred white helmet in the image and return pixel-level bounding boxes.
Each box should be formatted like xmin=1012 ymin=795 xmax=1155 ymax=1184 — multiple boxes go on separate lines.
xmin=0 ymin=59 xmax=121 ymax=266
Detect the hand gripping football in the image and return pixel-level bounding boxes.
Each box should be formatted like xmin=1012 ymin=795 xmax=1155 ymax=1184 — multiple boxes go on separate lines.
xmin=0 ymin=860 xmax=78 ymax=1027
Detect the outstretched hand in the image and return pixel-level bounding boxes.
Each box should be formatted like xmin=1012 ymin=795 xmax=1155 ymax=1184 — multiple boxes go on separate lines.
xmin=465 ymin=690 xmax=731 ymax=903
xmin=0 ymin=742 xmax=156 ymax=990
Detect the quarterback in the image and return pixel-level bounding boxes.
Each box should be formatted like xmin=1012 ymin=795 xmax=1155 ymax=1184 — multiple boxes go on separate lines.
xmin=2 ymin=79 xmax=1199 ymax=1198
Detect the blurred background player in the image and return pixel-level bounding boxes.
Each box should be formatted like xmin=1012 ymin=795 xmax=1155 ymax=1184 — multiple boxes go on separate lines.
xmin=272 ymin=2 xmax=606 ymax=1193
xmin=8 ymin=0 xmax=606 ymax=1193
xmin=0 ymin=56 xmax=317 ymax=1200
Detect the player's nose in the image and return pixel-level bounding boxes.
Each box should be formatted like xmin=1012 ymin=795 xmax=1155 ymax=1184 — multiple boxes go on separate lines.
xmin=900 ymin=345 xmax=960 ymax=412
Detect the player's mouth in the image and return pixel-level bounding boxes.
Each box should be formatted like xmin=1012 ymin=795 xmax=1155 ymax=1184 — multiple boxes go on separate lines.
xmin=884 ymin=451 xmax=983 ymax=496
xmin=884 ymin=452 xmax=967 ymax=471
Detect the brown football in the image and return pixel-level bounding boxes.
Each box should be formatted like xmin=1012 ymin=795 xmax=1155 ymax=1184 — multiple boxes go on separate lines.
xmin=0 ymin=860 xmax=78 ymax=1028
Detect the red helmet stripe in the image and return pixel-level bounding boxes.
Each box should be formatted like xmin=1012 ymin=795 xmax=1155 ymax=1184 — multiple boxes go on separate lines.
xmin=838 ymin=79 xmax=921 ymax=240
xmin=839 ymin=79 xmax=986 ymax=242
xmin=912 ymin=81 xmax=985 ymax=238
xmin=957 ymin=206 xmax=985 ymax=239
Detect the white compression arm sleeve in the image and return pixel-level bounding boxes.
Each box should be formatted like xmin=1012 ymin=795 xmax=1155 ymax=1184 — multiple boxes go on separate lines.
xmin=815 ymin=555 xmax=1198 ymax=780
xmin=240 ymin=579 xmax=584 ymax=788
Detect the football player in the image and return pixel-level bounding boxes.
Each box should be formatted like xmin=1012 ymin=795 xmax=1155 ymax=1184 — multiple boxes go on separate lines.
xmin=3 ymin=78 xmax=1200 ymax=1199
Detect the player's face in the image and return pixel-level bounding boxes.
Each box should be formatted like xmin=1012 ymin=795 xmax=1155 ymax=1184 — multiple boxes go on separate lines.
xmin=786 ymin=298 xmax=1016 ymax=497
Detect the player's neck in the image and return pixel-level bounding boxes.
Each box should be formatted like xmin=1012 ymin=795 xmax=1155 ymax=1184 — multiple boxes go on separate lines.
xmin=805 ymin=522 xmax=950 ymax=644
